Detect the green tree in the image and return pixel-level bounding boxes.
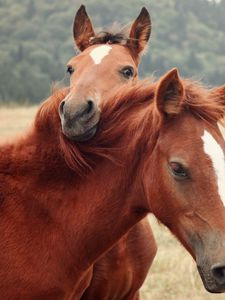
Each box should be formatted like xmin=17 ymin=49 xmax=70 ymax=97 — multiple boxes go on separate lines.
xmin=0 ymin=0 xmax=225 ymax=103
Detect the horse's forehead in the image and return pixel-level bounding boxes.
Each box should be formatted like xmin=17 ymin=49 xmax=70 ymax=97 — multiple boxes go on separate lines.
xmin=76 ymin=44 xmax=135 ymax=67
xmin=160 ymin=116 xmax=221 ymax=158
xmin=89 ymin=45 xmax=112 ymax=65
xmin=160 ymin=120 xmax=225 ymax=206
xmin=161 ymin=114 xmax=202 ymax=142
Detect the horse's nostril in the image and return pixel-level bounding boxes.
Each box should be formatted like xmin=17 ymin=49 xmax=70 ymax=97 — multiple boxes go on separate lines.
xmin=212 ymin=264 xmax=225 ymax=285
xmin=59 ymin=99 xmax=95 ymax=122
xmin=86 ymin=100 xmax=94 ymax=114
xmin=79 ymin=100 xmax=95 ymax=117
xmin=59 ymin=100 xmax=65 ymax=116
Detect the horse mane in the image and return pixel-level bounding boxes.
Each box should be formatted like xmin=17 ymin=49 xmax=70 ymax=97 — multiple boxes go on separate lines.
xmin=87 ymin=26 xmax=149 ymax=57
xmin=76 ymin=79 xmax=225 ymax=173
xmin=34 ymin=87 xmax=98 ymax=176
xmin=95 ymin=80 xmax=156 ymax=145
xmin=33 ymin=78 xmax=225 ymax=177
xmin=74 ymin=23 xmax=139 ymax=54
xmin=34 ymin=87 xmax=69 ymax=134
xmin=59 ymin=80 xmax=157 ymax=176
xmin=183 ymin=80 xmax=225 ymax=123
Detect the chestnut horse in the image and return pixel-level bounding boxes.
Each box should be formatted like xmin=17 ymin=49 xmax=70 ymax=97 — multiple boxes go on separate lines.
xmin=65 ymin=6 xmax=156 ymax=299
xmin=62 ymin=5 xmax=151 ymax=141
xmin=1 ymin=68 xmax=225 ymax=298
xmin=60 ymin=67 xmax=225 ymax=295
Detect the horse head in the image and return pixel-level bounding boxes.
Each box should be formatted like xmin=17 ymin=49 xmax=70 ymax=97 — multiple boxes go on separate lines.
xmin=59 ymin=5 xmax=151 ymax=141
xmin=143 ymin=68 xmax=225 ymax=293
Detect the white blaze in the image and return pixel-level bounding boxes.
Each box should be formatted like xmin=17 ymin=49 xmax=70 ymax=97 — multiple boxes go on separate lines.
xmin=217 ymin=122 xmax=225 ymax=140
xmin=202 ymin=130 xmax=225 ymax=206
xmin=90 ymin=45 xmax=112 ymax=65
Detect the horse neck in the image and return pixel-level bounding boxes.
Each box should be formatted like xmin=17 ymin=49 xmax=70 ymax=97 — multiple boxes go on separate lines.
xmin=71 ymin=102 xmax=157 ymax=267
xmin=58 ymin=107 xmax=153 ymax=270
xmin=71 ymin=157 xmax=146 ymax=262
xmin=0 ymin=91 xmax=153 ymax=277
xmin=0 ymin=121 xmax=67 ymax=178
xmin=0 ymin=103 xmax=147 ymax=274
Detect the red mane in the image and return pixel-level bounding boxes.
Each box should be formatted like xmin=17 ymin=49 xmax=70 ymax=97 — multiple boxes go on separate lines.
xmin=33 ymin=79 xmax=225 ymax=176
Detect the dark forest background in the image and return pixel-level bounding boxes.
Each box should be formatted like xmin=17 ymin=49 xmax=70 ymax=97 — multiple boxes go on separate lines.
xmin=0 ymin=0 xmax=225 ymax=103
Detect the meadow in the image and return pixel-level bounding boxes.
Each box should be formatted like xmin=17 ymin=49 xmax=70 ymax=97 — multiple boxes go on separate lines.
xmin=0 ymin=106 xmax=224 ymax=300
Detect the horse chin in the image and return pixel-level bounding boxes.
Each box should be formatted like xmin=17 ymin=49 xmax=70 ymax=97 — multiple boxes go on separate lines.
xmin=63 ymin=124 xmax=98 ymax=142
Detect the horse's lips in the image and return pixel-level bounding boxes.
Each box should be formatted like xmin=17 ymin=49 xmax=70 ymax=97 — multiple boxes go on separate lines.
xmin=66 ymin=124 xmax=98 ymax=142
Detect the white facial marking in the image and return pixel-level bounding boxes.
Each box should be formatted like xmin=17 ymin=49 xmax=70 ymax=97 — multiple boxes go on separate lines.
xmin=202 ymin=130 xmax=225 ymax=206
xmin=90 ymin=45 xmax=112 ymax=65
xmin=217 ymin=122 xmax=225 ymax=140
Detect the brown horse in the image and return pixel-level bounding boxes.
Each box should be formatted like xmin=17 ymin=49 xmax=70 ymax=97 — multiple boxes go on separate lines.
xmin=0 ymin=87 xmax=156 ymax=300
xmin=60 ymin=5 xmax=151 ymax=141
xmin=64 ymin=6 xmax=156 ymax=299
xmin=60 ymin=67 xmax=225 ymax=295
xmin=1 ymin=69 xmax=225 ymax=298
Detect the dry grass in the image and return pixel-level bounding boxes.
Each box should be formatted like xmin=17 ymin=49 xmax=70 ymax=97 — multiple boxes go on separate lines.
xmin=0 ymin=106 xmax=37 ymax=140
xmin=0 ymin=106 xmax=224 ymax=300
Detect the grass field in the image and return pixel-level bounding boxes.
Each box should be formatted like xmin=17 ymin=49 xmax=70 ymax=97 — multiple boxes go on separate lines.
xmin=0 ymin=106 xmax=224 ymax=300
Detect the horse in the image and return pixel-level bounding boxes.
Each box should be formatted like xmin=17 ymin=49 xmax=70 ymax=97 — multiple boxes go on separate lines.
xmin=61 ymin=5 xmax=152 ymax=141
xmin=59 ymin=67 xmax=225 ymax=296
xmin=1 ymin=68 xmax=225 ymax=298
xmin=0 ymin=86 xmax=158 ymax=299
xmin=64 ymin=5 xmax=156 ymax=299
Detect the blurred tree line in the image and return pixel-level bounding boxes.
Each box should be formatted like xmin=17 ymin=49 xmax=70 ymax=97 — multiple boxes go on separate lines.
xmin=0 ymin=0 xmax=225 ymax=103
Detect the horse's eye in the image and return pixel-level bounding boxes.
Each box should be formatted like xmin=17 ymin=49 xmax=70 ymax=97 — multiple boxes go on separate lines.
xmin=67 ymin=65 xmax=75 ymax=75
xmin=169 ymin=162 xmax=189 ymax=179
xmin=120 ymin=66 xmax=134 ymax=79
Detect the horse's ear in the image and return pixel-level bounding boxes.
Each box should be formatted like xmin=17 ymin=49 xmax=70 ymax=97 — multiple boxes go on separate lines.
xmin=127 ymin=7 xmax=151 ymax=60
xmin=73 ymin=5 xmax=95 ymax=51
xmin=155 ymin=68 xmax=184 ymax=116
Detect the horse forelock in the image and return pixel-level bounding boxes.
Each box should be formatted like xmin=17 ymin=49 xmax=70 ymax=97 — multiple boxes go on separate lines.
xmin=89 ymin=31 xmax=128 ymax=46
xmin=74 ymin=24 xmax=133 ymax=55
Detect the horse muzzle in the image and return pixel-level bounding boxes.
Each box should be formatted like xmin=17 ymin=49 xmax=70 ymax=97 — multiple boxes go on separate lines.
xmin=59 ymin=98 xmax=100 ymax=141
xmin=197 ymin=263 xmax=225 ymax=293
xmin=194 ymin=231 xmax=225 ymax=293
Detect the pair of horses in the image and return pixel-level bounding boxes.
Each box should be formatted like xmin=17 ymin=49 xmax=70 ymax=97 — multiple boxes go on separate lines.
xmin=2 ymin=5 xmax=225 ymax=299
